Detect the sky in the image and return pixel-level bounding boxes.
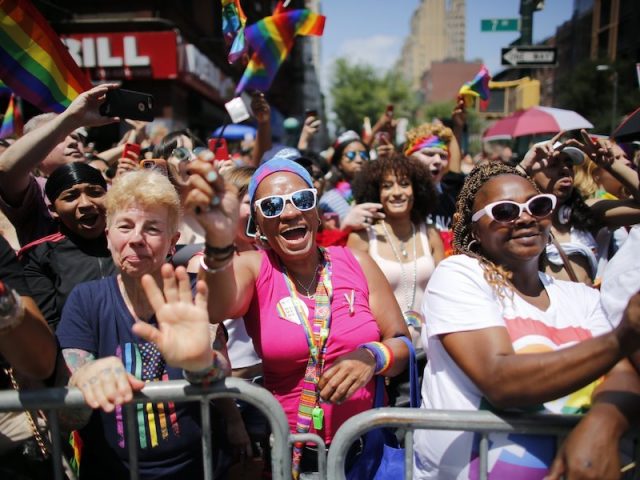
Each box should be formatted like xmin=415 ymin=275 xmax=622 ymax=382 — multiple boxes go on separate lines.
xmin=319 ymin=0 xmax=574 ymax=93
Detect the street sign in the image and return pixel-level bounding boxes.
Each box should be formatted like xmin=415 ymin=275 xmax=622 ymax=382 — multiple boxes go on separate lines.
xmin=481 ymin=18 xmax=520 ymax=32
xmin=501 ymin=46 xmax=558 ymax=68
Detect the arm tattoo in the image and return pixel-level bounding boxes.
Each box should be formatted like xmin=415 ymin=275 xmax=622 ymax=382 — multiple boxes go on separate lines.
xmin=57 ymin=349 xmax=96 ymax=431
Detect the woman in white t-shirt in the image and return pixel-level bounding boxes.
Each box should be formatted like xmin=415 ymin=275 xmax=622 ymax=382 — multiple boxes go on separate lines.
xmin=414 ymin=162 xmax=640 ymax=480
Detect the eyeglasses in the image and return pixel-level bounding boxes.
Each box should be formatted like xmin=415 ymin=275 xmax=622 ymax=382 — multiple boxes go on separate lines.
xmin=254 ymin=188 xmax=318 ymax=218
xmin=343 ymin=150 xmax=369 ymax=162
xmin=472 ymin=194 xmax=557 ymax=223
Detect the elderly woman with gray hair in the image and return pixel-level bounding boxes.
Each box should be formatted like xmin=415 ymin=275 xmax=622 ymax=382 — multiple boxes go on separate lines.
xmin=56 ymin=170 xmax=231 ymax=479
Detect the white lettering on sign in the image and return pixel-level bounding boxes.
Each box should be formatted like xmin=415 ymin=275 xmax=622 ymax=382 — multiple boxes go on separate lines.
xmin=62 ymin=36 xmax=151 ymax=68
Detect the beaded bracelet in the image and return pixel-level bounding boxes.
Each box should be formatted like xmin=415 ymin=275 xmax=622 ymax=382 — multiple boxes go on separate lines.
xmin=199 ymin=255 xmax=233 ymax=275
xmin=204 ymin=243 xmax=236 ymax=259
xmin=358 ymin=341 xmax=394 ymax=375
xmin=183 ymin=351 xmax=230 ymax=386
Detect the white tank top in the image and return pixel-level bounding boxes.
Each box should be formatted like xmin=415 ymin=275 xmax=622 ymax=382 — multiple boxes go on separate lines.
xmin=367 ymin=223 xmax=435 ymax=312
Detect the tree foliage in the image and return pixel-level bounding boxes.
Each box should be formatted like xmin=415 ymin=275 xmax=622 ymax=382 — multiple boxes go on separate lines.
xmin=330 ymin=58 xmax=416 ymax=133
xmin=555 ymin=58 xmax=640 ymax=134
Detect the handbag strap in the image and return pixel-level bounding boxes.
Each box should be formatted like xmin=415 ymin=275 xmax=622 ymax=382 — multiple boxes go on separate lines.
xmin=549 ymin=232 xmax=580 ymax=283
xmin=373 ymin=336 xmax=420 ymax=408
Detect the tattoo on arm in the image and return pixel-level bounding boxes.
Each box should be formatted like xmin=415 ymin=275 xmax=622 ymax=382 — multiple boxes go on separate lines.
xmin=62 ymin=348 xmax=96 ymax=377
xmin=58 ymin=349 xmax=96 ymax=431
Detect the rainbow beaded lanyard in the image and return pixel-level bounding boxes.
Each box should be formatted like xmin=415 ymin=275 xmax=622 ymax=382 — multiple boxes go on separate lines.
xmin=281 ymin=248 xmax=333 ymax=479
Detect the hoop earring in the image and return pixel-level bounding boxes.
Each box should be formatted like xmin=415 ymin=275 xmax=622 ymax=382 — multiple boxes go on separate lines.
xmin=467 ymin=239 xmax=479 ymax=250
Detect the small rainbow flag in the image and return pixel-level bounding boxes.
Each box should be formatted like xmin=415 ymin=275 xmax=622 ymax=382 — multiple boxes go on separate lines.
xmin=0 ymin=94 xmax=16 ymax=138
xmin=458 ymin=66 xmax=491 ymax=108
xmin=235 ymin=5 xmax=325 ymax=94
xmin=221 ymin=0 xmax=248 ymax=63
xmin=0 ymin=0 xmax=91 ymax=113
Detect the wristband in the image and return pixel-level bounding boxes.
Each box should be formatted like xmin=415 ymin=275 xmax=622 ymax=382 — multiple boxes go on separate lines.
xmin=515 ymin=163 xmax=529 ymax=176
xmin=183 ymin=351 xmax=229 ymax=385
xmin=358 ymin=341 xmax=393 ymax=375
xmin=204 ymin=243 xmax=235 ymax=258
xmin=200 ymin=255 xmax=233 ymax=274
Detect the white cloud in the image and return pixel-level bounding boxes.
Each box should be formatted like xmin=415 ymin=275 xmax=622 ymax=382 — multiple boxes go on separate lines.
xmin=335 ymin=34 xmax=402 ymax=71
xmin=320 ymin=34 xmax=402 ymax=97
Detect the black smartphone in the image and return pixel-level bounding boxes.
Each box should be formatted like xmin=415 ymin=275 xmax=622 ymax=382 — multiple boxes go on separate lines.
xmin=245 ymin=216 xmax=267 ymax=241
xmin=305 ymin=109 xmax=318 ymax=119
xmin=100 ymin=88 xmax=154 ymax=121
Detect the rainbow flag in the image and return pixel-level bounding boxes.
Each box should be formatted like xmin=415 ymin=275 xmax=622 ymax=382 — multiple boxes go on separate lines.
xmin=0 ymin=0 xmax=91 ymax=113
xmin=459 ymin=65 xmax=491 ymax=108
xmin=221 ymin=0 xmax=248 ymax=63
xmin=0 ymin=94 xmax=16 ymax=138
xmin=235 ymin=6 xmax=325 ymax=94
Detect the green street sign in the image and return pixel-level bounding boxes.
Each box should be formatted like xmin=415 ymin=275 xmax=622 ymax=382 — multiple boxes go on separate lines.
xmin=481 ymin=18 xmax=520 ymax=32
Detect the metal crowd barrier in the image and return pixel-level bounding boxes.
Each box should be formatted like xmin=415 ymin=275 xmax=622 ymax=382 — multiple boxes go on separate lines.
xmin=327 ymin=407 xmax=587 ymax=480
xmin=0 ymin=377 xmax=300 ymax=480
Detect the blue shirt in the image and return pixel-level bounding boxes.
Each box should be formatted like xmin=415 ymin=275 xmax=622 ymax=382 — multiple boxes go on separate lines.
xmin=57 ymin=276 xmax=214 ymax=479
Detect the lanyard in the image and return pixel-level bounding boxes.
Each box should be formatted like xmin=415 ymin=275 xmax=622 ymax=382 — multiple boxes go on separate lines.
xmin=282 ymin=248 xmax=333 ymax=479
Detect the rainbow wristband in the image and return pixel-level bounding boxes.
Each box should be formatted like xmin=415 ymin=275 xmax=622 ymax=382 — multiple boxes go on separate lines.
xmin=183 ymin=351 xmax=231 ymax=386
xmin=359 ymin=341 xmax=394 ymax=375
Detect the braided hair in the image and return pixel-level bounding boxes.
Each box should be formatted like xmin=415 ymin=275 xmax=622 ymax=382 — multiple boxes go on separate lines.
xmin=452 ymin=162 xmax=541 ymax=301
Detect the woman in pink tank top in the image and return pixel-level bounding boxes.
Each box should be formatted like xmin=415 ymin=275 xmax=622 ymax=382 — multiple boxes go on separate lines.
xmin=184 ymin=154 xmax=410 ymax=478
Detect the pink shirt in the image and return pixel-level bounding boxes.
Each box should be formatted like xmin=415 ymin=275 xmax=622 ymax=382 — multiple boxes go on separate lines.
xmin=244 ymin=246 xmax=380 ymax=444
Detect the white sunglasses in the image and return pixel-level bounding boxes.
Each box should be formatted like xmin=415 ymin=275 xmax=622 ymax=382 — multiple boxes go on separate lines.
xmin=472 ymin=194 xmax=557 ymax=223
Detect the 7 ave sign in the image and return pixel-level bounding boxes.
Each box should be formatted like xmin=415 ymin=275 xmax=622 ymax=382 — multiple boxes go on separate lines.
xmin=501 ymin=46 xmax=558 ymax=68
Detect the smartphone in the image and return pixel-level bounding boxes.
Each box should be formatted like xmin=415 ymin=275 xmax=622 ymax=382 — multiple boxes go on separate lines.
xmin=123 ymin=142 xmax=141 ymax=160
xmin=375 ymin=131 xmax=390 ymax=144
xmin=305 ymin=109 xmax=318 ymax=119
xmin=245 ymin=216 xmax=267 ymax=241
xmin=100 ymin=89 xmax=154 ymax=121
xmin=386 ymin=104 xmax=394 ymax=116
xmin=208 ymin=138 xmax=229 ymax=161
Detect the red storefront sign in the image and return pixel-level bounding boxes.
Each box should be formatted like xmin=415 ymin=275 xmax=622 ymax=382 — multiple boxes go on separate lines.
xmin=61 ymin=31 xmax=178 ymax=81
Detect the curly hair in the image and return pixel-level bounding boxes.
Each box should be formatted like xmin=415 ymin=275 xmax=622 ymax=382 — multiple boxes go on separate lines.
xmin=404 ymin=123 xmax=453 ymax=152
xmin=351 ymin=153 xmax=438 ymax=224
xmin=452 ymin=162 xmax=542 ymax=301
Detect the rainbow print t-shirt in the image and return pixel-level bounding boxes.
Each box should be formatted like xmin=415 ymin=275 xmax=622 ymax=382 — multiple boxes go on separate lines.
xmin=414 ymin=255 xmax=612 ymax=480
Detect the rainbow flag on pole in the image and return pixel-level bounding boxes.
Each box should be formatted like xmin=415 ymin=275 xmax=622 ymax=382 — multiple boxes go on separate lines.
xmin=458 ymin=66 xmax=491 ymax=108
xmin=0 ymin=0 xmax=91 ymax=113
xmin=0 ymin=94 xmax=16 ymax=138
xmin=221 ymin=0 xmax=248 ymax=63
xmin=235 ymin=5 xmax=325 ymax=94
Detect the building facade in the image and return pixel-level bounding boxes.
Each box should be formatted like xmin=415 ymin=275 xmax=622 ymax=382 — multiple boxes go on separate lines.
xmin=396 ymin=0 xmax=466 ymax=92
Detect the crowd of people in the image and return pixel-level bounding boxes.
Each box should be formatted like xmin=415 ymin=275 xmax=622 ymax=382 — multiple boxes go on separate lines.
xmin=0 ymin=81 xmax=639 ymax=480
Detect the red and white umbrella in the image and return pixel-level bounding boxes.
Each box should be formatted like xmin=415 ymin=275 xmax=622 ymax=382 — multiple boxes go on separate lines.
xmin=483 ymin=106 xmax=594 ymax=140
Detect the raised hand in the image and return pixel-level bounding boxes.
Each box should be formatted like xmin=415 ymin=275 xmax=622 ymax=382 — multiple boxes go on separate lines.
xmin=452 ymin=95 xmax=467 ymax=131
xmin=182 ymin=158 xmax=240 ymax=247
xmin=132 ymin=264 xmax=213 ymax=372
xmin=62 ymin=83 xmax=121 ymax=129
xmin=250 ymin=91 xmax=271 ymax=125
xmin=519 ymin=130 xmax=566 ymax=174
xmin=578 ymin=129 xmax=615 ymax=168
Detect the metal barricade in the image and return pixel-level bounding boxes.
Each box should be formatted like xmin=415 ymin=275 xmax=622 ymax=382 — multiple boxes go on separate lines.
xmin=326 ymin=407 xmax=584 ymax=480
xmin=0 ymin=377 xmax=296 ymax=480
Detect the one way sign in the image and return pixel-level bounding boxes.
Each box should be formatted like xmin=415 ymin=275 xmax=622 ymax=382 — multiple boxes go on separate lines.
xmin=501 ymin=46 xmax=558 ymax=68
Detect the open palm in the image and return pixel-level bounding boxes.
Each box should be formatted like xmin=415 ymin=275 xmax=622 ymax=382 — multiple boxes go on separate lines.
xmin=132 ymin=264 xmax=213 ymax=372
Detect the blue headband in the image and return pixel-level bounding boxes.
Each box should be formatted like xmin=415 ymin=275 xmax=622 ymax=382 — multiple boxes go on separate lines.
xmin=248 ymin=157 xmax=314 ymax=208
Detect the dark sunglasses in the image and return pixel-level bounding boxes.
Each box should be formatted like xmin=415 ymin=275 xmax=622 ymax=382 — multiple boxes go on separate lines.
xmin=343 ymin=150 xmax=369 ymax=162
xmin=472 ymin=194 xmax=557 ymax=223
xmin=254 ymin=188 xmax=318 ymax=218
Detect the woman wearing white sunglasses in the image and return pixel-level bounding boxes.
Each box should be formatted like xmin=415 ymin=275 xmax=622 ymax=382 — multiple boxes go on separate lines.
xmin=413 ymin=162 xmax=640 ymax=480
xmin=184 ymin=154 xmax=410 ymax=478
